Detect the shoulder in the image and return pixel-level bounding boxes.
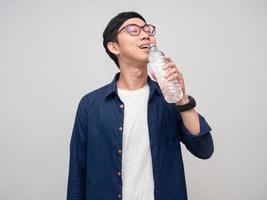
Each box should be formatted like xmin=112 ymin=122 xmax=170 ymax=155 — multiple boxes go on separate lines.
xmin=78 ymin=83 xmax=110 ymax=107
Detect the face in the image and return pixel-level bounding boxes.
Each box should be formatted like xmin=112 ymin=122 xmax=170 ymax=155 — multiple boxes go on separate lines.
xmin=109 ymin=18 xmax=157 ymax=67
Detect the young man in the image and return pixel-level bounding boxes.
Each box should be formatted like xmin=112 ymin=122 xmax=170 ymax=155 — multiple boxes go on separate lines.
xmin=67 ymin=11 xmax=214 ymax=200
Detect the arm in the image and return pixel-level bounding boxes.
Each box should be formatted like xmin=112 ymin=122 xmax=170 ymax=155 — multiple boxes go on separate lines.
xmin=177 ymin=109 xmax=214 ymax=159
xmin=175 ymin=94 xmax=200 ymax=135
xmin=163 ymin=57 xmax=214 ymax=159
xmin=67 ymin=97 xmax=88 ymax=200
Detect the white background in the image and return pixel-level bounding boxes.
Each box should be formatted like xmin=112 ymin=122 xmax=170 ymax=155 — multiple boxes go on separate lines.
xmin=0 ymin=0 xmax=266 ymax=199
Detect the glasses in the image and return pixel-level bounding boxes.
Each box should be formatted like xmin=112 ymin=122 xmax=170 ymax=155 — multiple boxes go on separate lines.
xmin=117 ymin=24 xmax=156 ymax=36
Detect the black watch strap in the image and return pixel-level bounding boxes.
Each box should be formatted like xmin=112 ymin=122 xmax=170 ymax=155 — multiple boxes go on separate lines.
xmin=176 ymin=95 xmax=196 ymax=112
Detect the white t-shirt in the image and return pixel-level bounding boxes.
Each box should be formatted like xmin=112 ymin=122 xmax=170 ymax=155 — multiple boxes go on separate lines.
xmin=118 ymin=85 xmax=154 ymax=200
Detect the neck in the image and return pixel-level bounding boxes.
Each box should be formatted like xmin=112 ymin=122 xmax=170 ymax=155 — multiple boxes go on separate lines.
xmin=117 ymin=63 xmax=148 ymax=90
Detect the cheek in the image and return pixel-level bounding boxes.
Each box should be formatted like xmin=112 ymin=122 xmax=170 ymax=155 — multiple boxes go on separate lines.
xmin=118 ymin=42 xmax=137 ymax=58
xmin=119 ymin=38 xmax=138 ymax=53
xmin=119 ymin=37 xmax=136 ymax=48
xmin=149 ymin=36 xmax=156 ymax=44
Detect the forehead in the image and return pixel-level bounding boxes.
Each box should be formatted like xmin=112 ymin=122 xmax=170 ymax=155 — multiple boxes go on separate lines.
xmin=119 ymin=17 xmax=146 ymax=28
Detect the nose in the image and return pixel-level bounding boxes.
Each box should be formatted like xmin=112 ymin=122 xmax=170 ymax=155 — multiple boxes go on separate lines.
xmin=140 ymin=30 xmax=150 ymax=40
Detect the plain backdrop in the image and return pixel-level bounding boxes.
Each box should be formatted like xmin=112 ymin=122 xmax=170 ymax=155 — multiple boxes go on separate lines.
xmin=0 ymin=0 xmax=267 ymax=199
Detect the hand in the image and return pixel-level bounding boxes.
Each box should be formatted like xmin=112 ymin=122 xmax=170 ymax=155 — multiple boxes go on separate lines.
xmin=150 ymin=56 xmax=189 ymax=104
xmin=163 ymin=56 xmax=185 ymax=93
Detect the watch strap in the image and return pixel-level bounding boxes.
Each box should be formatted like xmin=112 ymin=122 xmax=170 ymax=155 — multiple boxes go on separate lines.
xmin=176 ymin=95 xmax=196 ymax=112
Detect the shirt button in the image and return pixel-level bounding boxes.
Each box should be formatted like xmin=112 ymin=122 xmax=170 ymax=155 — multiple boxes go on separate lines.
xmin=118 ymin=149 xmax=122 ymax=154
xmin=119 ymin=127 xmax=123 ymax=131
xmin=120 ymin=104 xmax=124 ymax=108
xmin=117 ymin=171 xmax=121 ymax=176
xmin=118 ymin=193 xmax=122 ymax=198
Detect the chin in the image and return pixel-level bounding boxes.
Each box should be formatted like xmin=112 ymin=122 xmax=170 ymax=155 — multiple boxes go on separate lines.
xmin=138 ymin=57 xmax=149 ymax=64
xmin=141 ymin=53 xmax=149 ymax=62
xmin=133 ymin=53 xmax=149 ymax=65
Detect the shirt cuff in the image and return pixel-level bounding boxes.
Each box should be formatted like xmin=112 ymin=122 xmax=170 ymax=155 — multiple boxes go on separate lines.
xmin=181 ymin=113 xmax=212 ymax=138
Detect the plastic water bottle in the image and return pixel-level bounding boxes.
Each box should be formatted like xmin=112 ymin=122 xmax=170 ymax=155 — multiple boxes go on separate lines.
xmin=148 ymin=44 xmax=183 ymax=103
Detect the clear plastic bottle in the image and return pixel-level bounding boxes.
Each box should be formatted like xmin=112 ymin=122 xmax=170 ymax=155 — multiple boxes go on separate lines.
xmin=148 ymin=44 xmax=183 ymax=103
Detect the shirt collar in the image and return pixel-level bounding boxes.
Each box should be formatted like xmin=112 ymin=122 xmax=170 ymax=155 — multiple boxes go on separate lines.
xmin=104 ymin=72 xmax=162 ymax=99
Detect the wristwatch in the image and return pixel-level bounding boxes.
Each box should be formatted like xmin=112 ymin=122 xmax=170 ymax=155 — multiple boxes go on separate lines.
xmin=176 ymin=95 xmax=196 ymax=112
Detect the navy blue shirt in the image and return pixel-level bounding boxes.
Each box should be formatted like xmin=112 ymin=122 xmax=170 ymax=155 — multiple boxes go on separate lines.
xmin=67 ymin=73 xmax=214 ymax=200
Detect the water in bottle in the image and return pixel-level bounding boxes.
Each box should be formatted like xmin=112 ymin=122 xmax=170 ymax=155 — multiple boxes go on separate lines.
xmin=148 ymin=44 xmax=183 ymax=103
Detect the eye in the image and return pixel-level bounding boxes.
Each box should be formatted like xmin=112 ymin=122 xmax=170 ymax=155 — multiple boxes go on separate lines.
xmin=143 ymin=25 xmax=151 ymax=33
xmin=127 ymin=25 xmax=139 ymax=35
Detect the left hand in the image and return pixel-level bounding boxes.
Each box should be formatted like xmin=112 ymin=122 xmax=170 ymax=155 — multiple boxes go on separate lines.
xmin=151 ymin=56 xmax=189 ymax=104
xmin=163 ymin=56 xmax=185 ymax=94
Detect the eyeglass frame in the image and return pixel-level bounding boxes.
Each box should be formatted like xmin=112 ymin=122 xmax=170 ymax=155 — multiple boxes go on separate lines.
xmin=117 ymin=23 xmax=156 ymax=36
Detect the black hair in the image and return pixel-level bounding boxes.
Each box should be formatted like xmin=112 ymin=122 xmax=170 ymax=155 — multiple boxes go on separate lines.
xmin=103 ymin=11 xmax=146 ymax=68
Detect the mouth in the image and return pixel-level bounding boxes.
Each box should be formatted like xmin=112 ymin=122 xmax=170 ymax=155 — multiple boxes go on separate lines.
xmin=139 ymin=44 xmax=150 ymax=50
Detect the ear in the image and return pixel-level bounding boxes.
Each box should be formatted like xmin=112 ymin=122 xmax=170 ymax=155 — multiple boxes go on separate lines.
xmin=107 ymin=42 xmax=120 ymax=56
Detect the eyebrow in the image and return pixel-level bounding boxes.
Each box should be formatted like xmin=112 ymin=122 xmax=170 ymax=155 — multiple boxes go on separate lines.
xmin=124 ymin=23 xmax=147 ymax=27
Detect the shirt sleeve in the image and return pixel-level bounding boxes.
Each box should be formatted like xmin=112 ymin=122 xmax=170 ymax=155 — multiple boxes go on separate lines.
xmin=178 ymin=113 xmax=214 ymax=159
xmin=67 ymin=97 xmax=88 ymax=200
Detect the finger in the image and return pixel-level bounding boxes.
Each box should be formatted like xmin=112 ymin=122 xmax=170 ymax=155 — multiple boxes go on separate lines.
xmin=166 ymin=73 xmax=179 ymax=81
xmin=164 ymin=56 xmax=173 ymax=63
xmin=167 ymin=73 xmax=184 ymax=83
xmin=162 ymin=62 xmax=176 ymax=70
xmin=164 ymin=67 xmax=177 ymax=77
xmin=165 ymin=72 xmax=183 ymax=82
xmin=165 ymin=70 xmax=184 ymax=81
xmin=165 ymin=67 xmax=183 ymax=78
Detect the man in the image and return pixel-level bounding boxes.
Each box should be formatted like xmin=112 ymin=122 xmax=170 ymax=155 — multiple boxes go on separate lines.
xmin=67 ymin=11 xmax=214 ymax=200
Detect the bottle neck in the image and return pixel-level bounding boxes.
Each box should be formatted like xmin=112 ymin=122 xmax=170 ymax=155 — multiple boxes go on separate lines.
xmin=149 ymin=44 xmax=158 ymax=52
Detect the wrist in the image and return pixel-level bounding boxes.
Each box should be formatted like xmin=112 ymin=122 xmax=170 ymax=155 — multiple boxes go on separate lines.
xmin=176 ymin=94 xmax=189 ymax=106
xmin=175 ymin=95 xmax=196 ymax=112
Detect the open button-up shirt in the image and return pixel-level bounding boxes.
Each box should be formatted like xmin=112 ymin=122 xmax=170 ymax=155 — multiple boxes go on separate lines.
xmin=67 ymin=73 xmax=214 ymax=200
